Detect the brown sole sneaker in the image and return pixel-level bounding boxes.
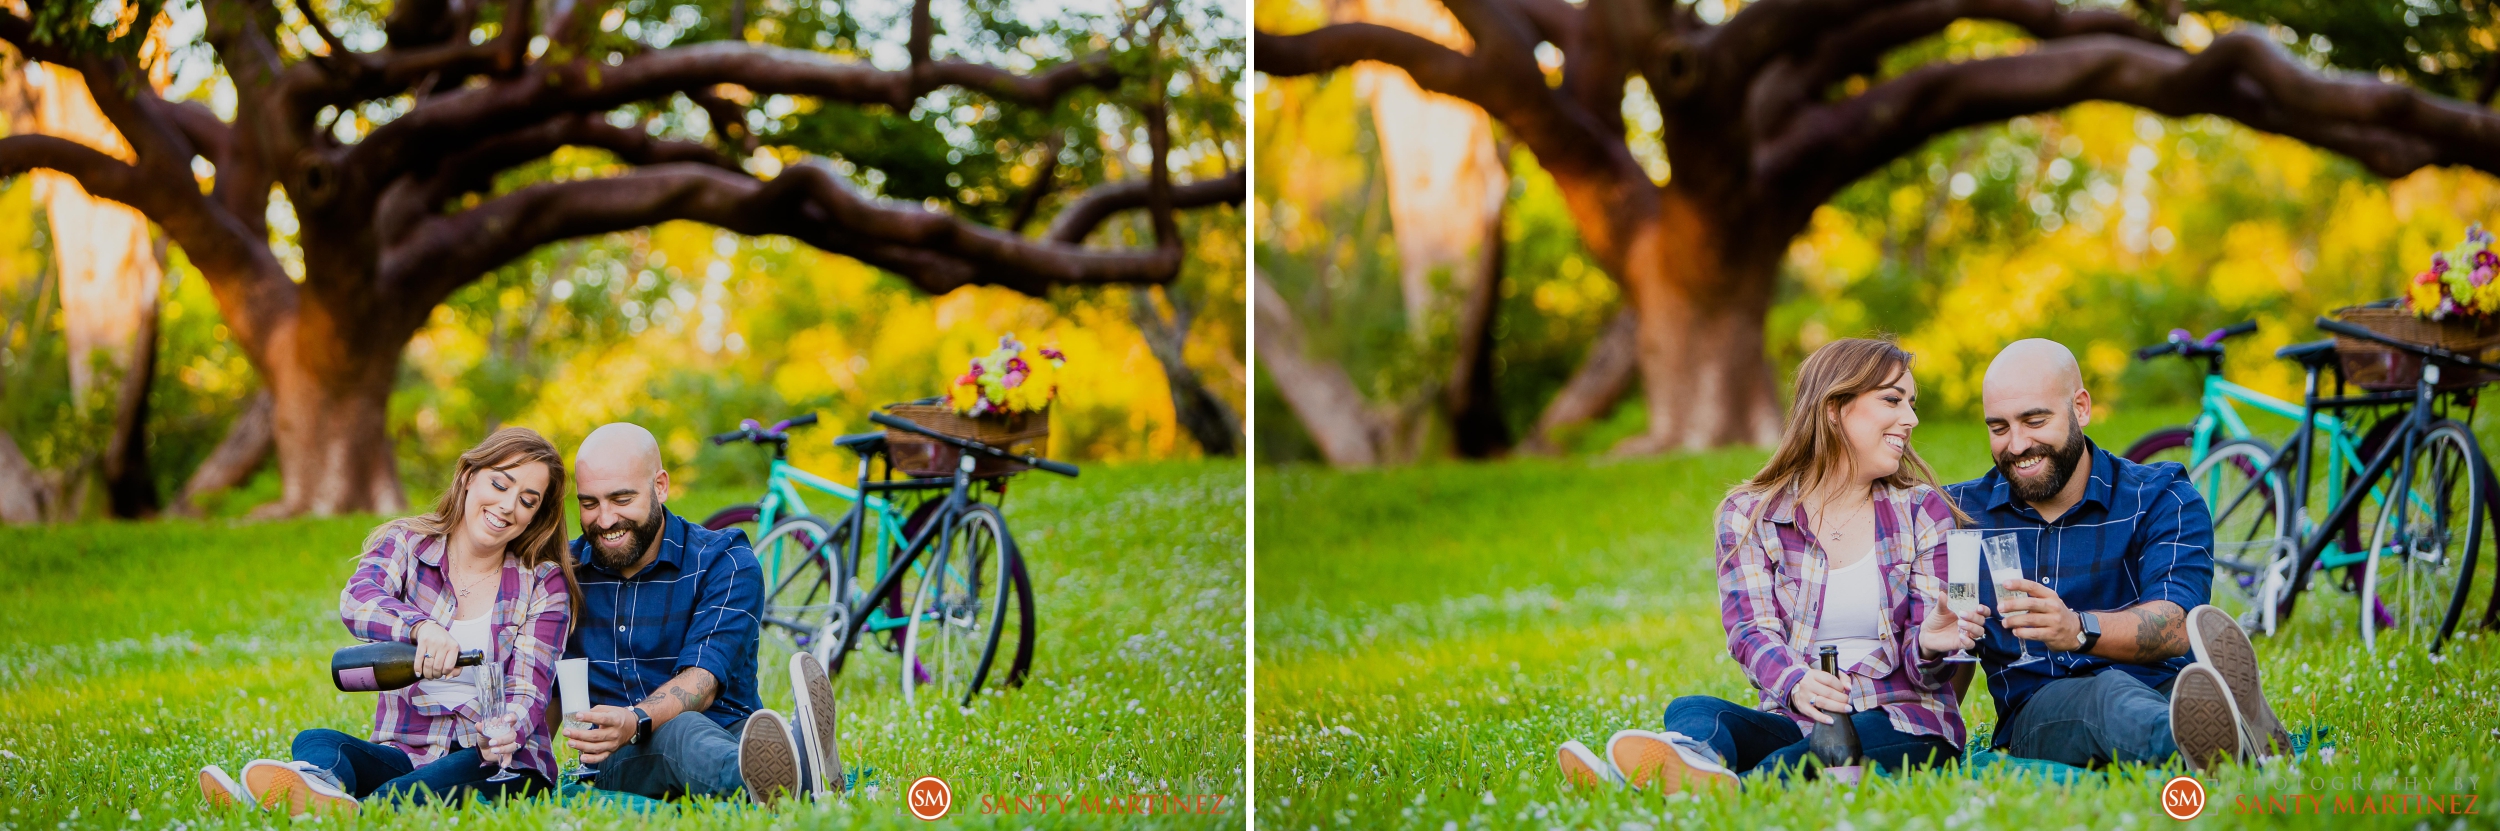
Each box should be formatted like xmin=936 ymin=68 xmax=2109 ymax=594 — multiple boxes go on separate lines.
xmin=1606 ymin=730 xmax=1736 ymax=794
xmin=198 ymin=765 xmax=253 ymax=811
xmin=239 ymin=760 xmax=356 ymax=817
xmin=790 ymin=651 xmax=845 ymax=798
xmin=2188 ymin=604 xmax=2291 ymax=756
xmin=2170 ymin=663 xmax=2248 ymax=773
xmin=1556 ymin=740 xmax=1620 ymax=788
xmin=740 ymin=709 xmax=803 ymax=805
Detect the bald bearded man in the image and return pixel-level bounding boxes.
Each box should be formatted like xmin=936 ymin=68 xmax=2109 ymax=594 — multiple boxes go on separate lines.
xmin=557 ymin=423 xmax=829 ymax=804
xmin=1948 ymin=340 xmax=2287 ymax=772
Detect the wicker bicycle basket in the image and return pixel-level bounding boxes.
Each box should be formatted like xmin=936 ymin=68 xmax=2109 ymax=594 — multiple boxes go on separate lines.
xmin=882 ymin=403 xmax=1050 ymax=478
xmin=2331 ymin=304 xmax=2500 ymax=391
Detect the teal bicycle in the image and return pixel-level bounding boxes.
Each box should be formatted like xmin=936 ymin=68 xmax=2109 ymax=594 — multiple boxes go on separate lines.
xmin=704 ymin=409 xmax=1065 ymax=707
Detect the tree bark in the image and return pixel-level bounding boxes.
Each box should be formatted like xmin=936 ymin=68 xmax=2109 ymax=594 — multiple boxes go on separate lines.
xmin=1442 ymin=170 xmax=1509 ymax=457
xmin=1253 ymin=271 xmax=1393 ymax=465
xmin=1608 ymin=192 xmax=1786 ymax=454
xmin=1131 ymin=287 xmax=1242 ymax=456
xmin=256 ymin=300 xmax=414 ymax=517
xmin=169 ymin=388 xmax=275 ymax=516
xmin=0 ymin=426 xmax=52 ymax=523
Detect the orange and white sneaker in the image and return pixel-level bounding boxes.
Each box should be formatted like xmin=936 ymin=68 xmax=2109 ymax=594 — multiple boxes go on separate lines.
xmin=1606 ymin=730 xmax=1737 ymax=794
xmin=240 ymin=760 xmax=358 ymax=817
xmin=1556 ymin=740 xmax=1623 ymax=789
xmin=197 ymin=764 xmax=255 ymax=810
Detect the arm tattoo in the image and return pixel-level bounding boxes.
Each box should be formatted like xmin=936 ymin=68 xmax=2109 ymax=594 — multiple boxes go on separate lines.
xmin=2130 ymin=602 xmax=2188 ymax=662
xmin=638 ymin=671 xmax=720 ymax=714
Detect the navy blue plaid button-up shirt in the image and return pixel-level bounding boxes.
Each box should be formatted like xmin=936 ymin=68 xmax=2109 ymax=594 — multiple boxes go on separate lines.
xmin=1947 ymin=439 xmax=2214 ymax=737
xmin=564 ymin=508 xmax=763 ymax=729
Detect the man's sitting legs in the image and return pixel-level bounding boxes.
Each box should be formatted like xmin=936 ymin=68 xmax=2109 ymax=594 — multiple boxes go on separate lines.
xmin=594 ymin=715 xmax=747 ymax=800
xmin=1999 ymin=670 xmax=2176 ymax=768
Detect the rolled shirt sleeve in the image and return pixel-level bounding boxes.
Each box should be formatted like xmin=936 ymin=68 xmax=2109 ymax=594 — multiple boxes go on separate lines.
xmin=340 ymin=529 xmax=437 ymax=644
xmin=1716 ymin=494 xmax=1812 ymax=711
xmin=675 ymin=530 xmax=763 ymax=691
xmin=2132 ymin=468 xmax=2216 ymax=612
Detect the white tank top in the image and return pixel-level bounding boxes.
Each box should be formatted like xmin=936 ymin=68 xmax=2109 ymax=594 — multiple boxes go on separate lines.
xmin=415 ymin=614 xmax=493 ymax=708
xmin=1816 ymin=545 xmax=1886 ymax=671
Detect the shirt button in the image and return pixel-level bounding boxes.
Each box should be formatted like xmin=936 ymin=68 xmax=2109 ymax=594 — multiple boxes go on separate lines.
xmin=617 ymin=625 xmax=626 ymax=632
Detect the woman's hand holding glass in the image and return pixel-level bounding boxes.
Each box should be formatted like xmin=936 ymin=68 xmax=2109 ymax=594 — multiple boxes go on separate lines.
xmin=1917 ymin=590 xmax=1989 ymax=658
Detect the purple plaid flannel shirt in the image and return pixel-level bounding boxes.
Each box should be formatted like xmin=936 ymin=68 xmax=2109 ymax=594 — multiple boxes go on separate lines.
xmin=1715 ymin=482 xmax=1967 ymax=747
xmin=339 ymin=526 xmax=572 ymax=778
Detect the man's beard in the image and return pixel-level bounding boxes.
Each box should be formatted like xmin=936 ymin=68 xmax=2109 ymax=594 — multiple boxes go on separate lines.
xmin=587 ymin=506 xmax=665 ymax=571
xmin=1998 ymin=416 xmax=2090 ymax=505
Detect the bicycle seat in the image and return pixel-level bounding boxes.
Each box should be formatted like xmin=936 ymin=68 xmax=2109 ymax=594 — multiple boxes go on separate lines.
xmin=832 ymin=431 xmax=886 ymax=454
xmin=2276 ymin=338 xmax=2340 ymax=367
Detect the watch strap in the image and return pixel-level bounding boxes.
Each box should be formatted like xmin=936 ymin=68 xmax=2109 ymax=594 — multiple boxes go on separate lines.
xmin=630 ymin=706 xmax=653 ymax=744
xmin=2075 ymin=611 xmax=2100 ymax=652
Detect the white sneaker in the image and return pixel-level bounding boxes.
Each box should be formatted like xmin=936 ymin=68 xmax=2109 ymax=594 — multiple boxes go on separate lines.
xmin=239 ymin=759 xmax=357 ymax=817
xmin=1605 ymin=730 xmax=1738 ymax=794
xmin=739 ymin=709 xmax=804 ymax=805
xmin=196 ymin=764 xmax=255 ymax=810
xmin=1556 ymin=740 xmax=1622 ymax=789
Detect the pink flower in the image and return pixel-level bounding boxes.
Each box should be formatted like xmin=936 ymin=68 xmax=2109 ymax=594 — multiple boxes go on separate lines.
xmin=1039 ymin=347 xmax=1064 ymax=361
xmin=1003 ymin=370 xmax=1027 ymax=388
xmin=2479 ymin=250 xmax=2498 ymax=270
xmin=2477 ymin=266 xmax=2495 ymax=287
xmin=1005 ymin=357 xmax=1029 ymax=374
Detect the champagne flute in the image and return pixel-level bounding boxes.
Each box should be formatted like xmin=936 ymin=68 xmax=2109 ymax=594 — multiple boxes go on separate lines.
xmin=1941 ymin=530 xmax=1982 ymax=664
xmin=476 ymin=648 xmax=523 ymax=783
xmin=1983 ymin=533 xmax=2045 ymax=668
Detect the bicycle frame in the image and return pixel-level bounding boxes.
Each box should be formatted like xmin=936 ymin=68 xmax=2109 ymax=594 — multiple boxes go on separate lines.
xmin=2187 ymin=373 xmax=2390 ymax=567
xmin=824 ymin=456 xmax=987 ymax=674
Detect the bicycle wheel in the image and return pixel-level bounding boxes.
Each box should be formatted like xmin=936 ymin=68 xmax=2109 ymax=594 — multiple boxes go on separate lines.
xmin=2358 ymin=419 xmax=2485 ymax=653
xmin=2189 ymin=438 xmax=2292 ymax=635
xmin=753 ymin=515 xmax=850 ymax=664
xmin=702 ymin=503 xmax=761 ymax=537
xmin=2123 ymin=427 xmax=2196 ymax=469
xmin=900 ymin=503 xmax=1032 ymax=709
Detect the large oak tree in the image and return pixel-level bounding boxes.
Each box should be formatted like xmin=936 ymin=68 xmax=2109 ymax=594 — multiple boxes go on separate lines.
xmin=1260 ymin=0 xmax=2500 ymax=453
xmin=2 ymin=0 xmax=1241 ymax=515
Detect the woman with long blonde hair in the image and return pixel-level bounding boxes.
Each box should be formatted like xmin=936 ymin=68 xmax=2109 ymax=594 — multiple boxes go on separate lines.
xmin=196 ymin=428 xmax=581 ymax=814
xmin=1554 ymin=338 xmax=1987 ymax=793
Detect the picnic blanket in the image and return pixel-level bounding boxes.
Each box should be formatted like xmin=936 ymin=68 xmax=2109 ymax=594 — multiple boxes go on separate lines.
xmin=543 ymin=767 xmax=875 ymax=812
xmin=1958 ymin=725 xmax=2334 ymax=784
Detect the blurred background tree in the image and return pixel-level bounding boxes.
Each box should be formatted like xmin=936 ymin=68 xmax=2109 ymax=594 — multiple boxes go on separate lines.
xmin=0 ymin=0 xmax=1243 ymax=521
xmin=1256 ymin=0 xmax=2500 ymax=465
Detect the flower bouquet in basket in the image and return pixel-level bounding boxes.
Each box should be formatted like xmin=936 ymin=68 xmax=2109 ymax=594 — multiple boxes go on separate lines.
xmin=885 ymin=335 xmax=1063 ymax=478
xmin=2337 ymin=224 xmax=2500 ymax=390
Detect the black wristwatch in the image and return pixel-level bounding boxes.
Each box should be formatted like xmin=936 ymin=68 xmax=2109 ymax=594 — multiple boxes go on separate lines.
xmin=2074 ymin=611 xmax=2102 ymax=653
xmin=630 ymin=706 xmax=653 ymax=745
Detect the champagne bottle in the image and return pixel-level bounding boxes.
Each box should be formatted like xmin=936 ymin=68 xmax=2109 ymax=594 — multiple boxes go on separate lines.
xmin=332 ymin=642 xmax=484 ymax=692
xmin=1806 ymin=645 xmax=1863 ymax=771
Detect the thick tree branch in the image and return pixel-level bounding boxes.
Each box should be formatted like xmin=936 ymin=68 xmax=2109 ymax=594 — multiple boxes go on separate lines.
xmin=353 ymin=42 xmax=1118 ymax=180
xmin=1764 ymin=32 xmax=2500 ymax=207
xmin=1045 ymin=167 xmax=1244 ymax=244
xmin=385 ymin=161 xmax=1224 ymax=307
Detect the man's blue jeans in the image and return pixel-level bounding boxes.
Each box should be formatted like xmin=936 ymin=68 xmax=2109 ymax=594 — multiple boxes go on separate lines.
xmin=1996 ymin=669 xmax=2179 ymax=768
xmin=591 ymin=715 xmax=749 ymax=799
xmin=1661 ymin=696 xmax=1958 ymax=780
xmin=290 ymin=728 xmax=548 ymax=804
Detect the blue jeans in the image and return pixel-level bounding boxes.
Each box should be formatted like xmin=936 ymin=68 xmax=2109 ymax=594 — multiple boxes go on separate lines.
xmin=1995 ymin=669 xmax=2178 ymax=768
xmin=1661 ymin=696 xmax=1959 ymax=781
xmin=290 ymin=729 xmax=549 ymax=804
xmin=590 ymin=714 xmax=749 ymax=800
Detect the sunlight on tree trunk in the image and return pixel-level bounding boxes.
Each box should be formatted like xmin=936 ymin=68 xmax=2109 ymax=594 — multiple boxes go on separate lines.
xmin=25 ymin=62 xmax=163 ymax=517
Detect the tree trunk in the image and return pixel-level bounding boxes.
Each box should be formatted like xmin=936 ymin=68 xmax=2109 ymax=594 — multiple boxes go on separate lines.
xmin=1253 ymin=271 xmax=1394 ymax=465
xmin=1131 ymin=287 xmax=1242 ymax=456
xmin=1443 ymin=177 xmax=1509 ymax=457
xmin=1608 ymin=191 xmax=1785 ymax=454
xmin=169 ymin=387 xmax=275 ymax=517
xmin=1519 ymin=306 xmax=1639 ymax=454
xmin=0 ymin=426 xmax=53 ymax=523
xmin=258 ymin=303 xmax=411 ymax=517
xmin=99 ymin=283 xmax=159 ymax=517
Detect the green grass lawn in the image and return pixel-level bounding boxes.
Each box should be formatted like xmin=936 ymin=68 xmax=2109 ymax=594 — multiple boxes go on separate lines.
xmin=0 ymin=460 xmax=1244 ymax=830
xmin=1255 ymin=407 xmax=2500 ymax=829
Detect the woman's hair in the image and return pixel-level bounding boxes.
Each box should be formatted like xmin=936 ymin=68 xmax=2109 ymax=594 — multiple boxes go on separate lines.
xmin=1732 ymin=337 xmax=1970 ymax=525
xmin=365 ymin=427 xmax=583 ymax=624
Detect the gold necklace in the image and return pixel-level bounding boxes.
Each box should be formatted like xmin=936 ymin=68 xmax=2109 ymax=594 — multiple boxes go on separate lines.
xmin=1811 ymin=486 xmax=1873 ymax=550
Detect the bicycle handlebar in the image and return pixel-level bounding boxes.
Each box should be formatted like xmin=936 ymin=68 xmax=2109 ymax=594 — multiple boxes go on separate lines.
xmin=869 ymin=411 xmax=1080 ymax=477
xmin=2134 ymin=320 xmax=2258 ymax=361
xmin=709 ymin=412 xmax=820 ymax=445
